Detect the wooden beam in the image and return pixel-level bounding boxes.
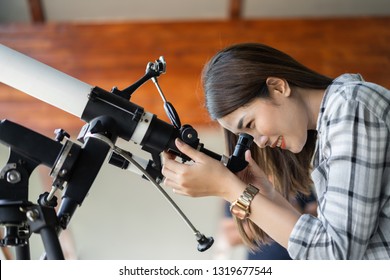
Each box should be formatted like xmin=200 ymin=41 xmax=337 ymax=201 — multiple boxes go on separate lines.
xmin=229 ymin=0 xmax=243 ymax=19
xmin=27 ymin=0 xmax=45 ymax=23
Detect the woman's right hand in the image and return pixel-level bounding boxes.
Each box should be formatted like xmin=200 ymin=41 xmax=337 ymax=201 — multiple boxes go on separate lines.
xmin=162 ymin=138 xmax=245 ymax=201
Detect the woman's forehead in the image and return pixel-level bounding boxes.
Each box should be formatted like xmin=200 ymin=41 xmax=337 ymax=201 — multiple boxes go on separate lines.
xmin=217 ymin=107 xmax=248 ymax=133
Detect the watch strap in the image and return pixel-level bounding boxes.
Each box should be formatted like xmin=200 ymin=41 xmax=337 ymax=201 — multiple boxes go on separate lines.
xmin=230 ymin=184 xmax=259 ymax=220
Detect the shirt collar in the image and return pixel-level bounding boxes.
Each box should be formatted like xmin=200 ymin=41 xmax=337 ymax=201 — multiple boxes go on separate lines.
xmin=316 ymin=73 xmax=364 ymax=131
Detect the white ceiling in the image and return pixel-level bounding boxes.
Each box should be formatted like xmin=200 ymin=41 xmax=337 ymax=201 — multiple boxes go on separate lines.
xmin=0 ymin=0 xmax=389 ymax=23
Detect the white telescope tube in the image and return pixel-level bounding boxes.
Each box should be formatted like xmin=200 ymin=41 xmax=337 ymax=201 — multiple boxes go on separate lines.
xmin=0 ymin=44 xmax=92 ymax=118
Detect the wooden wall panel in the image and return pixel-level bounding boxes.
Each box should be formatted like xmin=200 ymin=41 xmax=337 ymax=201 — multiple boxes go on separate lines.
xmin=0 ymin=17 xmax=389 ymax=137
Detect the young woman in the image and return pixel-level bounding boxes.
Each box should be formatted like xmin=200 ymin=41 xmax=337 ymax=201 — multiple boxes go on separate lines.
xmin=161 ymin=43 xmax=390 ymax=259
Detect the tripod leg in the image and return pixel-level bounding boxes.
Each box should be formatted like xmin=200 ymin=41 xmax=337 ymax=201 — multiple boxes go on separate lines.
xmin=15 ymin=243 xmax=30 ymax=260
xmin=27 ymin=205 xmax=65 ymax=260
xmin=40 ymin=227 xmax=64 ymax=260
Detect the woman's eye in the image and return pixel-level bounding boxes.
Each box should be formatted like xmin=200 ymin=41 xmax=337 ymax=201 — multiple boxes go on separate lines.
xmin=246 ymin=121 xmax=253 ymax=129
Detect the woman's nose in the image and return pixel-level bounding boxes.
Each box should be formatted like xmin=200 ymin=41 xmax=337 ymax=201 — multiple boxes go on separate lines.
xmin=256 ymin=136 xmax=269 ymax=148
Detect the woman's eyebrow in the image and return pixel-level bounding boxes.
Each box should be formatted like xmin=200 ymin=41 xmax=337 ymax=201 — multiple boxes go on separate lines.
xmin=237 ymin=115 xmax=245 ymax=130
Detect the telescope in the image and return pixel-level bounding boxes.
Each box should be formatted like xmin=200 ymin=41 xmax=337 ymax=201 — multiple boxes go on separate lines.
xmin=0 ymin=44 xmax=253 ymax=259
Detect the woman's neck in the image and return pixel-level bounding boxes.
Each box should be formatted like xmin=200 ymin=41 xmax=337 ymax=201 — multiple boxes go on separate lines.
xmin=298 ymin=88 xmax=326 ymax=130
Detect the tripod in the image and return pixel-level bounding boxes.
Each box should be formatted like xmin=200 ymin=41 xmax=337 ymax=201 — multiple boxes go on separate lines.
xmin=0 ymin=117 xmax=114 ymax=259
xmin=0 ymin=116 xmax=219 ymax=259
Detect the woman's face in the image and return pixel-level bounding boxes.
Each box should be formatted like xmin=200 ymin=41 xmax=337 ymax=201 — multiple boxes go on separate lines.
xmin=217 ymin=86 xmax=309 ymax=153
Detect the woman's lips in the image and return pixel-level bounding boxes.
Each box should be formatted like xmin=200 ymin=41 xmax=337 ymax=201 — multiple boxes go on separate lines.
xmin=272 ymin=136 xmax=285 ymax=149
xmin=280 ymin=136 xmax=286 ymax=149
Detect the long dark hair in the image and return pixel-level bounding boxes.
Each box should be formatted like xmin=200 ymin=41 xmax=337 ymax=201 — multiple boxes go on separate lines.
xmin=202 ymin=43 xmax=333 ymax=249
xmin=203 ymin=43 xmax=332 ymax=119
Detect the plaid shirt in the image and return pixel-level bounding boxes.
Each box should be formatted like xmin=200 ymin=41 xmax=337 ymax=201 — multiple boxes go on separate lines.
xmin=288 ymin=74 xmax=390 ymax=259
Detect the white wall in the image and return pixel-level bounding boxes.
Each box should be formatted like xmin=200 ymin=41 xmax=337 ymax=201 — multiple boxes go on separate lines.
xmin=0 ymin=0 xmax=389 ymax=23
xmin=244 ymin=0 xmax=390 ymax=18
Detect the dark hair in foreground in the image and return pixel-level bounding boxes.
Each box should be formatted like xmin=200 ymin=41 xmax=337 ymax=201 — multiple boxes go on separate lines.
xmin=202 ymin=43 xmax=333 ymax=250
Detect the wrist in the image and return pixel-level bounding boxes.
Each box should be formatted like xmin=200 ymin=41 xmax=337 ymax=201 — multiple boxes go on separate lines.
xmin=230 ymin=184 xmax=260 ymax=220
xmin=220 ymin=172 xmax=247 ymax=202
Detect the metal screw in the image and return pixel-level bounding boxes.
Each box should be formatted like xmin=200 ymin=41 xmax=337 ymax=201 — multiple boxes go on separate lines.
xmin=26 ymin=210 xmax=39 ymax=222
xmin=6 ymin=170 xmax=21 ymax=184
xmin=54 ymin=128 xmax=70 ymax=142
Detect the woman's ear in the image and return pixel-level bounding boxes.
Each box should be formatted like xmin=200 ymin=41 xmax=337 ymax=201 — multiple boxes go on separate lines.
xmin=266 ymin=77 xmax=291 ymax=97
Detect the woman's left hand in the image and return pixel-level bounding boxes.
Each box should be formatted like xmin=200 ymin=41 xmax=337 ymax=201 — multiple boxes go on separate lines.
xmin=162 ymin=138 xmax=242 ymax=200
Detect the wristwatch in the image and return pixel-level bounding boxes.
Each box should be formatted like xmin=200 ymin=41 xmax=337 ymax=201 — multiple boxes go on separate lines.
xmin=230 ymin=184 xmax=259 ymax=220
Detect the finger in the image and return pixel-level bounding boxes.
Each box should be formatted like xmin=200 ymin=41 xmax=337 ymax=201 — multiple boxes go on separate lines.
xmin=163 ymin=178 xmax=188 ymax=196
xmin=172 ymin=188 xmax=188 ymax=196
xmin=161 ymin=164 xmax=176 ymax=180
xmin=245 ymin=150 xmax=262 ymax=173
xmin=244 ymin=150 xmax=268 ymax=181
xmin=245 ymin=150 xmax=256 ymax=165
xmin=162 ymin=155 xmax=188 ymax=173
xmin=162 ymin=151 xmax=176 ymax=160
xmin=162 ymin=177 xmax=179 ymax=189
xmin=175 ymin=138 xmax=204 ymax=161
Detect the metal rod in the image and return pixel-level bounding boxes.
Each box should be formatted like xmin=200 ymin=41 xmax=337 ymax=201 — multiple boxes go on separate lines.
xmin=113 ymin=146 xmax=200 ymax=235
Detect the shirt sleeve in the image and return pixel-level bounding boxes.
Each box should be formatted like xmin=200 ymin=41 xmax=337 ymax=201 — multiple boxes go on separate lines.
xmin=288 ymin=95 xmax=388 ymax=259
